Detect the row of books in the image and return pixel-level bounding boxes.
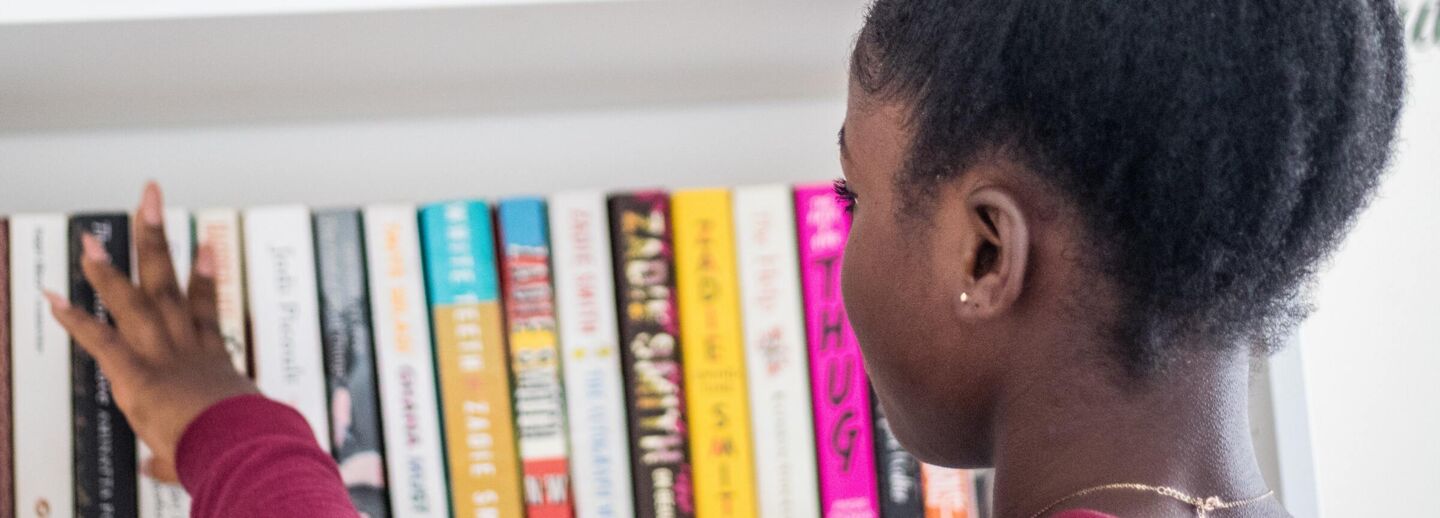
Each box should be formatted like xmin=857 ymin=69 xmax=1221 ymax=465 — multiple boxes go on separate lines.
xmin=1 ymin=183 xmax=991 ymax=518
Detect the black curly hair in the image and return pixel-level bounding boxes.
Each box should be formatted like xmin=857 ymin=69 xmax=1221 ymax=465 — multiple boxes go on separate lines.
xmin=853 ymin=0 xmax=1407 ymax=375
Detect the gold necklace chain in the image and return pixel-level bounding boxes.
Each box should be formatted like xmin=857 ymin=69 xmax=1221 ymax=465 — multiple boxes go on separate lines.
xmin=1026 ymin=483 xmax=1275 ymax=518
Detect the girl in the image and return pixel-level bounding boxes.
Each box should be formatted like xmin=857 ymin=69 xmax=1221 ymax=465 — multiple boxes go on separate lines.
xmin=50 ymin=0 xmax=1404 ymax=516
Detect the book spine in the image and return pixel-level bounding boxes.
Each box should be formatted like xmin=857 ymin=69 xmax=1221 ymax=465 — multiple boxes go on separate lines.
xmin=420 ymin=201 xmax=525 ymax=518
xmin=608 ymin=192 xmax=696 ymax=518
xmin=10 ymin=214 xmax=75 ymax=518
xmin=313 ymin=209 xmax=390 ymax=518
xmin=193 ymin=208 xmax=250 ymax=375
xmin=732 ymin=185 xmax=821 ymax=518
xmin=549 ymin=191 xmax=636 ymax=518
xmin=670 ymin=189 xmax=757 ymax=518
xmin=70 ymin=213 xmax=138 ymax=518
xmin=0 ymin=218 xmax=12 ymax=518
xmin=362 ymin=204 xmax=451 ymax=518
xmin=497 ymin=198 xmax=575 ymax=518
xmin=794 ymin=184 xmax=880 ymax=518
xmin=138 ymin=208 xmax=194 ymax=518
xmin=242 ymin=206 xmax=332 ymax=450
xmin=920 ymin=465 xmax=980 ymax=518
xmin=873 ymin=393 xmax=922 ymax=518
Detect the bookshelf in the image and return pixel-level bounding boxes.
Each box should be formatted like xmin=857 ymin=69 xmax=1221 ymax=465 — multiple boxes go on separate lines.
xmin=0 ymin=0 xmax=1332 ymax=515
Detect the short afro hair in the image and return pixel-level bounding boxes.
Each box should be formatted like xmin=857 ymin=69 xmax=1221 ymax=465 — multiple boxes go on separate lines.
xmin=854 ymin=0 xmax=1406 ymax=375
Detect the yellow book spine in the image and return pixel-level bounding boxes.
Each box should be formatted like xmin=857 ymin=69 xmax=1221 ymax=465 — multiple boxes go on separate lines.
xmin=671 ymin=188 xmax=758 ymax=518
xmin=434 ymin=301 xmax=527 ymax=518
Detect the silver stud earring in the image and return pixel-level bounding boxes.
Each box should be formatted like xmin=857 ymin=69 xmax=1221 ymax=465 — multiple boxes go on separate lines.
xmin=960 ymin=292 xmax=970 ymax=303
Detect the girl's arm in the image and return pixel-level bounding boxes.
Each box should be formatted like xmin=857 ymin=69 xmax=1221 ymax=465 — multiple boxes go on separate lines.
xmin=47 ymin=182 xmax=358 ymax=518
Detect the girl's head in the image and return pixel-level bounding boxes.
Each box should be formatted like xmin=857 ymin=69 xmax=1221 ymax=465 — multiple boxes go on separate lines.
xmin=839 ymin=0 xmax=1405 ymax=467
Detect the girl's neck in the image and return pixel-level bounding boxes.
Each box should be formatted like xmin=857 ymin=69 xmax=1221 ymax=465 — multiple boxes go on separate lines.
xmin=990 ymin=350 xmax=1288 ymax=518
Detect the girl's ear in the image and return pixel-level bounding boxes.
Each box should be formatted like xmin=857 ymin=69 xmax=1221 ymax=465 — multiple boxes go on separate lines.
xmin=952 ymin=186 xmax=1029 ymax=321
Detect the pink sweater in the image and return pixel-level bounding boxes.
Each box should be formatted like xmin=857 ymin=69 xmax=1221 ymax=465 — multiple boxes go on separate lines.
xmin=177 ymin=395 xmax=358 ymax=517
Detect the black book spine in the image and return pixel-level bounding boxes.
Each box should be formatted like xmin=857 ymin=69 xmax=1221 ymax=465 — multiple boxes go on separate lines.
xmin=872 ymin=389 xmax=923 ymax=518
xmin=313 ymin=209 xmax=391 ymax=518
xmin=608 ymin=193 xmax=695 ymax=518
xmin=69 ymin=213 xmax=138 ymax=518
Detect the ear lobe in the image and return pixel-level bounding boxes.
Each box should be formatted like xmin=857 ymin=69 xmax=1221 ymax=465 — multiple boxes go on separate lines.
xmin=954 ymin=187 xmax=1029 ymax=321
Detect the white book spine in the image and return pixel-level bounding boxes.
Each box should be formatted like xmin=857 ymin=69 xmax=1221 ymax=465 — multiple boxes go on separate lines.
xmin=549 ymin=191 xmax=636 ymax=518
xmin=9 ymin=214 xmax=75 ymax=518
xmin=733 ymin=185 xmax=822 ymax=518
xmin=139 ymin=208 xmax=194 ymax=518
xmin=242 ymin=205 xmax=332 ymax=451
xmin=194 ymin=208 xmax=249 ymax=375
xmin=363 ymin=204 xmax=451 ymax=518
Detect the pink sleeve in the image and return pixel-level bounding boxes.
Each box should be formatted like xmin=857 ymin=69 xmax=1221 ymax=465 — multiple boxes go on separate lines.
xmin=176 ymin=394 xmax=358 ymax=518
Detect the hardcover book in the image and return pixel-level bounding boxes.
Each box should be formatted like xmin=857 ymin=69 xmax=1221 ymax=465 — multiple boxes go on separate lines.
xmin=670 ymin=188 xmax=757 ymax=518
xmin=794 ymin=184 xmax=880 ymax=518
xmin=608 ymin=192 xmax=696 ymax=518
xmin=193 ymin=208 xmax=250 ymax=375
xmin=497 ymin=198 xmax=575 ymax=518
xmin=0 ymin=219 xmax=11 ymax=518
xmin=549 ymin=191 xmax=636 ymax=518
xmin=362 ymin=204 xmax=450 ymax=518
xmin=873 ymin=394 xmax=922 ymax=518
xmin=242 ymin=206 xmax=332 ymax=450
xmin=70 ymin=213 xmax=138 ymax=518
xmin=138 ymin=208 xmax=194 ymax=518
xmin=314 ymin=209 xmax=390 ymax=518
xmin=9 ymin=214 xmax=74 ymax=518
xmin=921 ymin=465 xmax=980 ymax=518
xmin=420 ymin=201 xmax=525 ymax=518
xmin=733 ymin=185 xmax=821 ymax=518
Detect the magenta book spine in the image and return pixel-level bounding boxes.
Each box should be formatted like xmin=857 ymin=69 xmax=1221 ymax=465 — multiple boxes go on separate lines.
xmin=794 ymin=184 xmax=879 ymax=518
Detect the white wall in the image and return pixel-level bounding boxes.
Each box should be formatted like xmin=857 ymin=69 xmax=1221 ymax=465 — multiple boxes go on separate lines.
xmin=0 ymin=98 xmax=847 ymax=214
xmin=1296 ymin=6 xmax=1440 ymax=516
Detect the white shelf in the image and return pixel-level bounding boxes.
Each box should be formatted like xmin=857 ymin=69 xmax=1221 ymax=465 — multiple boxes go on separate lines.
xmin=1 ymin=0 xmax=631 ymax=24
xmin=0 ymin=0 xmax=866 ymax=131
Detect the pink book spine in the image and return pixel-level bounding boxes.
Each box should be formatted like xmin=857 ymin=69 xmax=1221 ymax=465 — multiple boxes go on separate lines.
xmin=794 ymin=183 xmax=879 ymax=518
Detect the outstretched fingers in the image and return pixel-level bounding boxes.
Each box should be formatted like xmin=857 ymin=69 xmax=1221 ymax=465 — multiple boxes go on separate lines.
xmin=79 ymin=233 xmax=168 ymax=355
xmin=187 ymin=244 xmax=226 ymax=353
xmin=45 ymin=290 xmax=133 ymax=374
xmin=132 ymin=182 xmax=192 ymax=345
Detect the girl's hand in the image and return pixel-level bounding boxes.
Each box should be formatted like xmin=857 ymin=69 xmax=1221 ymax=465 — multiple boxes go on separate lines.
xmin=46 ymin=182 xmax=259 ymax=483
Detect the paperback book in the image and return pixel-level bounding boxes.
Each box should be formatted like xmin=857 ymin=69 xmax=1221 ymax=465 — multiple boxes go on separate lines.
xmin=733 ymin=185 xmax=821 ymax=518
xmin=795 ymin=184 xmax=880 ymax=518
xmin=314 ymin=209 xmax=389 ymax=517
xmin=193 ymin=208 xmax=249 ymax=375
xmin=420 ymin=201 xmax=525 ymax=518
xmin=873 ymin=393 xmax=922 ymax=518
xmin=70 ymin=213 xmax=138 ymax=518
xmin=9 ymin=214 xmax=74 ymax=517
xmin=608 ymin=192 xmax=696 ymax=518
xmin=550 ymin=191 xmax=636 ymax=518
xmin=362 ymin=204 xmax=450 ymax=518
xmin=671 ymin=188 xmax=757 ymax=517
xmin=921 ymin=465 xmax=980 ymax=518
xmin=498 ymin=198 xmax=575 ymax=518
xmin=242 ymin=206 xmax=332 ymax=450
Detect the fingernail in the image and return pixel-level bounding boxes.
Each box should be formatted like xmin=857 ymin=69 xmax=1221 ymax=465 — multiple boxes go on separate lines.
xmin=141 ymin=182 xmax=163 ymax=226
xmin=81 ymin=233 xmax=110 ymax=262
xmin=195 ymin=244 xmax=216 ymax=278
xmin=43 ymin=290 xmax=70 ymax=310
